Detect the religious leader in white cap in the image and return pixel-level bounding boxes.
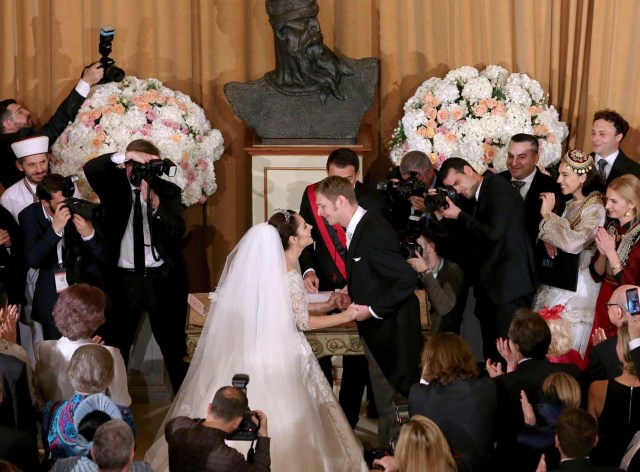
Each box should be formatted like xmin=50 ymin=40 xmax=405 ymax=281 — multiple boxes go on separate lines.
xmin=0 ymin=135 xmax=79 ymax=222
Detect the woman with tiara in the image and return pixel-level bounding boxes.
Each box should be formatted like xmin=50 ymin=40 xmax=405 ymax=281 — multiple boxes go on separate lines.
xmin=532 ymin=150 xmax=605 ymax=357
xmin=145 ymin=209 xmax=368 ymax=471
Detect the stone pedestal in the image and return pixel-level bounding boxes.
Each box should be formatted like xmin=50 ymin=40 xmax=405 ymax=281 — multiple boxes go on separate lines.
xmin=246 ymin=125 xmax=373 ymax=224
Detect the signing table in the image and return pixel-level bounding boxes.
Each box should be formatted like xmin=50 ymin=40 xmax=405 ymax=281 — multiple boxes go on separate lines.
xmin=185 ymin=292 xmax=430 ymax=362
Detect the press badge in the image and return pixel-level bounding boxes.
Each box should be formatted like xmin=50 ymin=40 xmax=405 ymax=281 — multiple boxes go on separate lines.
xmin=54 ymin=267 xmax=69 ymax=293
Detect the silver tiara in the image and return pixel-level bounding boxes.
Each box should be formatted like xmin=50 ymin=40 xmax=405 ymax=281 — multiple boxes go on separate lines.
xmin=275 ymin=208 xmax=291 ymax=223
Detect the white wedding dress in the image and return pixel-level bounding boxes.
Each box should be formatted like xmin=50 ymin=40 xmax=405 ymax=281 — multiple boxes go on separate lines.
xmin=145 ymin=223 xmax=367 ymax=472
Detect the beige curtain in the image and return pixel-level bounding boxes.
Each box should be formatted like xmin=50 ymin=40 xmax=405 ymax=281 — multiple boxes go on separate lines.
xmin=1 ymin=0 xmax=639 ymax=288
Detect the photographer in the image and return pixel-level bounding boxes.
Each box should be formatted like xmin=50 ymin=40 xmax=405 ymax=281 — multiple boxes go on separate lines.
xmin=382 ymin=151 xmax=435 ymax=233
xmin=165 ymin=386 xmax=270 ymax=472
xmin=406 ymin=227 xmax=464 ymax=334
xmin=0 ymin=62 xmax=104 ymax=189
xmin=18 ymin=174 xmax=107 ymax=340
xmin=83 ymin=139 xmax=188 ymax=392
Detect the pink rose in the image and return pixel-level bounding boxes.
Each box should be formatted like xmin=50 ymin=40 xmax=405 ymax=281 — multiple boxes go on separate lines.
xmin=146 ymin=110 xmax=158 ymax=121
xmin=450 ymin=107 xmax=464 ymax=121
xmin=437 ymin=109 xmax=449 ymax=123
xmin=187 ymin=171 xmax=196 ymax=184
xmin=180 ymin=161 xmax=189 ymax=169
xmin=198 ymin=195 xmax=208 ymax=205
xmin=426 ymin=108 xmax=438 ymax=120
xmin=196 ymin=160 xmax=208 ymax=171
xmin=474 ymin=105 xmax=488 ymax=117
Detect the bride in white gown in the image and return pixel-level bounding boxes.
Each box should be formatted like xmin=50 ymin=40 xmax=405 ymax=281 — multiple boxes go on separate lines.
xmin=145 ymin=209 xmax=369 ymax=472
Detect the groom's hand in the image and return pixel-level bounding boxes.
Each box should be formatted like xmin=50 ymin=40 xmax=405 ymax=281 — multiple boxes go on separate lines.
xmin=351 ymin=304 xmax=373 ymax=321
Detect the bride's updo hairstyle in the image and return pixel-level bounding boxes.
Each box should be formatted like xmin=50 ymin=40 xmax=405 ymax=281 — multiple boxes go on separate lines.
xmin=268 ymin=209 xmax=300 ymax=250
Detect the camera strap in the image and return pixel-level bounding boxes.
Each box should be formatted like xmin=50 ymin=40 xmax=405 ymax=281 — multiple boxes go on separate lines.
xmin=306 ymin=184 xmax=347 ymax=280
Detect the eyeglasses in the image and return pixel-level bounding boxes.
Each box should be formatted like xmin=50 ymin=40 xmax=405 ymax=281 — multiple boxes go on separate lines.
xmin=606 ymin=303 xmax=620 ymax=309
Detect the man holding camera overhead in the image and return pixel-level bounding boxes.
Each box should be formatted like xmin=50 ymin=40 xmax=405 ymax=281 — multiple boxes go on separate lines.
xmin=19 ymin=172 xmax=107 ymax=340
xmin=0 ymin=63 xmax=104 ymax=189
xmin=84 ymin=139 xmax=188 ymax=392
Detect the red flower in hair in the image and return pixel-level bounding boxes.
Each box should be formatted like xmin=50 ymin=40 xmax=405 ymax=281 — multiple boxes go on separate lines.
xmin=538 ymin=304 xmax=565 ymax=320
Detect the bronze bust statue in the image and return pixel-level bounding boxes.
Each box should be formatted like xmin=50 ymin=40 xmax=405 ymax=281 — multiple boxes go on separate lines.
xmin=225 ymin=0 xmax=378 ymax=142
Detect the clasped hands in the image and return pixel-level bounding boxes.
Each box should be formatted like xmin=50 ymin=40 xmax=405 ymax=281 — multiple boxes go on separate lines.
xmin=325 ymin=292 xmax=371 ymax=321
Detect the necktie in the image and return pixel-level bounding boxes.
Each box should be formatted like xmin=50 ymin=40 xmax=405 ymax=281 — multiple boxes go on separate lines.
xmin=597 ymin=159 xmax=608 ymax=179
xmin=346 ymin=230 xmax=353 ymax=249
xmin=133 ymin=189 xmax=145 ymax=274
xmin=511 ymin=180 xmax=525 ymax=197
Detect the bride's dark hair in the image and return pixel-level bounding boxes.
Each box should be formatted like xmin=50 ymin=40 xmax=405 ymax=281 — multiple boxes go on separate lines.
xmin=268 ymin=209 xmax=300 ymax=249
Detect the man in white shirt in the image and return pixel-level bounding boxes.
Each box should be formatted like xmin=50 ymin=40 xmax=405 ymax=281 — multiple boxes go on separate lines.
xmin=591 ymin=109 xmax=640 ymax=185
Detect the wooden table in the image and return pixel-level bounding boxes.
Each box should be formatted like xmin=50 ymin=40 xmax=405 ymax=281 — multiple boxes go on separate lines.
xmin=185 ymin=292 xmax=430 ymax=362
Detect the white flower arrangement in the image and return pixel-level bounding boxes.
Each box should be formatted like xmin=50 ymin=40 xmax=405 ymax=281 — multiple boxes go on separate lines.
xmin=51 ymin=76 xmax=224 ymax=206
xmin=389 ymin=65 xmax=569 ymax=173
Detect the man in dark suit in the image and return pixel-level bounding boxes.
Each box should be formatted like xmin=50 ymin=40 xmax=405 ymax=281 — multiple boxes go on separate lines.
xmin=84 ymin=139 xmax=188 ymax=392
xmin=18 ymin=174 xmax=107 ymax=340
xmin=0 ymin=63 xmax=104 ymax=189
xmin=165 ymin=386 xmax=270 ymax=472
xmin=491 ymin=309 xmax=580 ymax=471
xmin=436 ymin=157 xmax=536 ymax=363
xmin=547 ymin=408 xmax=623 ymax=472
xmin=299 ymin=147 xmax=383 ymax=428
xmin=591 ymin=109 xmax=640 ymax=185
xmin=498 ymin=133 xmax=559 ymax=246
xmin=315 ymin=176 xmax=422 ymax=447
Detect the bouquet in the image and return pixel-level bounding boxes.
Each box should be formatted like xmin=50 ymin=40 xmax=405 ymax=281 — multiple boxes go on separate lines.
xmin=51 ymin=76 xmax=224 ymax=206
xmin=389 ymin=65 xmax=569 ymax=173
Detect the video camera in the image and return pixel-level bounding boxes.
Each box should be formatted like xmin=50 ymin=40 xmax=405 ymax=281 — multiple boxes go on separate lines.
xmin=60 ymin=175 xmax=102 ymax=222
xmin=377 ymin=171 xmax=425 ymax=206
xmin=424 ymin=185 xmax=459 ymax=213
xmin=98 ymin=26 xmax=125 ymax=84
xmin=227 ymin=374 xmax=261 ymax=441
xmin=129 ymin=159 xmax=177 ymax=187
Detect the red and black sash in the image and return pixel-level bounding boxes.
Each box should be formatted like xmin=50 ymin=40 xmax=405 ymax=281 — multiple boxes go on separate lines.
xmin=307 ymin=183 xmax=347 ymax=281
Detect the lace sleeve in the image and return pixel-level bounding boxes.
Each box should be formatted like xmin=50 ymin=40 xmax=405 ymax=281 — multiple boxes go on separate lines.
xmin=286 ymin=270 xmax=310 ymax=331
xmin=538 ymin=204 xmax=605 ymax=254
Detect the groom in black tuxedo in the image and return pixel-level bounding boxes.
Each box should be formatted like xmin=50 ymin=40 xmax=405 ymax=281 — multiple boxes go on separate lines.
xmin=315 ymin=176 xmax=422 ymax=447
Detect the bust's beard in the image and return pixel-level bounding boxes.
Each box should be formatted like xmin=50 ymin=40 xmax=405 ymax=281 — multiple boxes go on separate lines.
xmin=268 ymin=29 xmax=354 ymax=102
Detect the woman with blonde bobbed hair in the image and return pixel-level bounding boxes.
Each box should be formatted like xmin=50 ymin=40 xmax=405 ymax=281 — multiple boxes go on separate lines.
xmin=591 ymin=174 xmax=640 ymax=340
xmin=42 ymin=345 xmax=135 ymax=465
xmin=372 ymin=415 xmax=457 ymax=472
xmin=408 ymin=333 xmax=496 ymax=471
xmin=518 ymin=372 xmax=581 ymax=469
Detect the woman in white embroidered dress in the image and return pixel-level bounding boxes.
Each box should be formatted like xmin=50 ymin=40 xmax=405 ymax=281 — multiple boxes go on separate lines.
xmin=145 ymin=210 xmax=368 ymax=472
xmin=532 ymin=150 xmax=605 ymax=357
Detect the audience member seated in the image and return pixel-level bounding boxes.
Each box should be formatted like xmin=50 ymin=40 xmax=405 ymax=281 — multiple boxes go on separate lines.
xmin=406 ymin=228 xmax=465 ymax=334
xmin=518 ymin=372 xmax=581 ymax=471
xmin=42 ymin=345 xmax=134 ymax=464
xmin=585 ymin=285 xmax=638 ymax=389
xmin=52 ymin=419 xmax=152 ymax=472
xmin=539 ymin=305 xmax=587 ymax=371
xmin=487 ymin=308 xmax=580 ymax=471
xmin=588 ymin=323 xmax=640 ymax=467
xmin=165 ymin=385 xmax=270 ymax=472
xmin=545 ymin=407 xmax=623 ymax=472
xmin=36 ymin=284 xmax=130 ymax=406
xmin=0 ymin=376 xmax=39 ymax=472
xmin=408 ymin=333 xmax=496 ymax=471
xmin=0 ymin=287 xmax=39 ymax=406
xmin=372 ymin=415 xmax=457 ymax=472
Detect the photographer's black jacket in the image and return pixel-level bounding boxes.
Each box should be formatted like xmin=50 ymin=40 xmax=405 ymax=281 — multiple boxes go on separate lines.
xmin=83 ymin=153 xmax=186 ymax=272
xmin=0 ymin=88 xmax=85 ymax=189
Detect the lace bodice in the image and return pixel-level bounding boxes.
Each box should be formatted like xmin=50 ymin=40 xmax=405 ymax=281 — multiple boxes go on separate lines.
xmin=286 ymin=269 xmax=310 ymax=331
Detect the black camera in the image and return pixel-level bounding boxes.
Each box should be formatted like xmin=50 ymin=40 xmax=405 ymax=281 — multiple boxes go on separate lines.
xmin=58 ymin=175 xmax=102 ymax=222
xmin=377 ymin=171 xmax=425 ymax=206
xmin=227 ymin=374 xmax=261 ymax=442
xmin=400 ymin=239 xmax=423 ymax=260
xmin=129 ymin=159 xmax=177 ymax=187
xmin=424 ymin=185 xmax=459 ymax=213
xmin=98 ymin=26 xmax=125 ymax=84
